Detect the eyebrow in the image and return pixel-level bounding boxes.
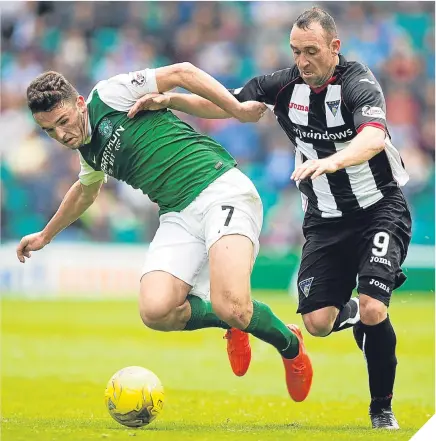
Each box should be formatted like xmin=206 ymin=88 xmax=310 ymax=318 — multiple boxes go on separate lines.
xmin=290 ymin=44 xmax=319 ymax=50
xmin=40 ymin=114 xmax=67 ymax=131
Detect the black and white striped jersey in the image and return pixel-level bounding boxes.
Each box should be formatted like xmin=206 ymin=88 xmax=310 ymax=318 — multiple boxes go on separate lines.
xmin=231 ymin=54 xmax=409 ymax=218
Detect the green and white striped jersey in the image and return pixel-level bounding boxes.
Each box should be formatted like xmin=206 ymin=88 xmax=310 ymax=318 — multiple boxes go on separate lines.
xmin=78 ymin=69 xmax=236 ymax=214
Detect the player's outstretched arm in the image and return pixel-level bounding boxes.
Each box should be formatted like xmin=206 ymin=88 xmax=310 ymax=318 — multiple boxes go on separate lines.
xmin=16 ymin=179 xmax=103 ymax=263
xmin=168 ymin=92 xmax=259 ymax=119
xmin=128 ymin=92 xmax=266 ymax=120
xmin=128 ymin=63 xmax=265 ymax=123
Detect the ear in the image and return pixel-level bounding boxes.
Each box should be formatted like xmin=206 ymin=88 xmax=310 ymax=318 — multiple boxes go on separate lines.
xmin=331 ymin=38 xmax=341 ymax=55
xmin=76 ymin=95 xmax=86 ymax=113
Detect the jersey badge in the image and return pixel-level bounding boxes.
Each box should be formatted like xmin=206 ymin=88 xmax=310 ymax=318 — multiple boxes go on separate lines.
xmin=326 ymin=100 xmax=340 ymax=117
xmin=131 ymin=71 xmax=146 ymax=87
xmin=361 ymin=105 xmax=386 ymax=119
xmin=98 ymin=117 xmax=113 ymax=141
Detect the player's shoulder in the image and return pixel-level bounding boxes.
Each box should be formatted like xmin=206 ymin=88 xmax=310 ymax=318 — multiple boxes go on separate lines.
xmin=268 ymin=64 xmax=300 ymax=84
xmin=87 ymin=74 xmax=127 ymax=101
xmin=86 ymin=75 xmax=135 ymax=113
xmin=344 ymin=60 xmax=370 ymax=75
xmin=340 ymin=57 xmax=378 ymax=86
xmin=86 ymin=81 xmax=105 ymax=104
xmin=257 ymin=65 xmax=300 ymax=99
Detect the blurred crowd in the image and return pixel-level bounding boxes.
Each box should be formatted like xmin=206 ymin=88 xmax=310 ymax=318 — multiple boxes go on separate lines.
xmin=1 ymin=1 xmax=434 ymax=249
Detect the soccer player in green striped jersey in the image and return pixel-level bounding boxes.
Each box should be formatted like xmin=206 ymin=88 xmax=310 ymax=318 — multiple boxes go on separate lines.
xmin=16 ymin=63 xmax=313 ymax=401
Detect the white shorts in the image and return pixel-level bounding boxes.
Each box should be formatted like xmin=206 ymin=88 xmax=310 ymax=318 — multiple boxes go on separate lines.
xmin=141 ymin=168 xmax=263 ymax=300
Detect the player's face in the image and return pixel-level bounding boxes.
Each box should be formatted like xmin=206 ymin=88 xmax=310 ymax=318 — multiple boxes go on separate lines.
xmin=33 ymin=96 xmax=88 ymax=150
xmin=290 ymin=22 xmax=340 ymax=87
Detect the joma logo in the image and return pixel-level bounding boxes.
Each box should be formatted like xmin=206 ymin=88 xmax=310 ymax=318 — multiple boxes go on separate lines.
xmin=289 ymin=102 xmax=309 ymax=112
xmin=369 ymin=279 xmax=390 ymax=293
xmin=370 ymin=256 xmax=392 ymax=266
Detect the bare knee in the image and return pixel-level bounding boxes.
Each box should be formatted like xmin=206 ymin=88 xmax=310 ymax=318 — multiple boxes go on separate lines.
xmin=302 ymin=307 xmax=338 ymax=337
xmin=139 ymin=303 xmax=177 ymax=331
xmin=139 ymin=288 xmax=187 ymax=332
xmin=303 ymin=317 xmax=332 ymax=337
xmin=212 ymin=292 xmax=253 ymax=329
xmin=139 ymin=271 xmax=191 ymax=332
xmin=359 ymin=294 xmax=387 ymax=325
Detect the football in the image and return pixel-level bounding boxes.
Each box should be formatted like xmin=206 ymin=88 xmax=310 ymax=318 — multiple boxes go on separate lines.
xmin=104 ymin=366 xmax=164 ymax=427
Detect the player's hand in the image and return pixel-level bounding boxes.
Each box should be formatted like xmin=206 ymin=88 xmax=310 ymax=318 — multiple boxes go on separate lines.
xmin=127 ymin=94 xmax=171 ymax=118
xmin=291 ymin=157 xmax=340 ymax=181
xmin=16 ymin=231 xmax=50 ymax=263
xmin=234 ymin=101 xmax=267 ymax=123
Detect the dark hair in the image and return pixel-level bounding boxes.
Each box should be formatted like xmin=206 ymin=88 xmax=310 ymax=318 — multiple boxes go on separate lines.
xmin=293 ymin=7 xmax=338 ymax=41
xmin=27 ymin=71 xmax=78 ymax=113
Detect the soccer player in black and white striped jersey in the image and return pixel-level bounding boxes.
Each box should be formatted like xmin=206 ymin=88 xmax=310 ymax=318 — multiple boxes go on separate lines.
xmin=138 ymin=6 xmax=412 ymax=430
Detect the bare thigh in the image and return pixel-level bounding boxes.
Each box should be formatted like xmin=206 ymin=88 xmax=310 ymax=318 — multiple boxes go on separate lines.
xmin=139 ymin=212 xmax=209 ymax=330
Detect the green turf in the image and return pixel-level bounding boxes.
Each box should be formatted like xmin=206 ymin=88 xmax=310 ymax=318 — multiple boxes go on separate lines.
xmin=1 ymin=292 xmax=434 ymax=441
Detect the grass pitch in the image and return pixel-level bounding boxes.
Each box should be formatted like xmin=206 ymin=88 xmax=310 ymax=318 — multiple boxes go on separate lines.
xmin=1 ymin=291 xmax=434 ymax=441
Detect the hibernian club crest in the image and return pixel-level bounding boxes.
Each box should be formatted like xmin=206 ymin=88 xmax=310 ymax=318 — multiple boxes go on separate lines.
xmin=98 ymin=117 xmax=113 ymax=140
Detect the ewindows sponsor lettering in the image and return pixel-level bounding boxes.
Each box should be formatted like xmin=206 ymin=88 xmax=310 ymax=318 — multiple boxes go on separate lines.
xmin=369 ymin=279 xmax=390 ymax=293
xmin=370 ymin=256 xmax=392 ymax=266
xmin=101 ymin=125 xmax=125 ymax=175
xmin=294 ymin=127 xmax=353 ymax=141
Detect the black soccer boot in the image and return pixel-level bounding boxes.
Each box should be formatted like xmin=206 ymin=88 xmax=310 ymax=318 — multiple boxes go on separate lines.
xmin=370 ymin=407 xmax=400 ymax=430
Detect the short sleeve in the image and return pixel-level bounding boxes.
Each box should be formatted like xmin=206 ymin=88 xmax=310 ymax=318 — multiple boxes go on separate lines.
xmin=78 ymin=152 xmax=106 ymax=186
xmin=230 ymin=68 xmax=295 ymax=110
xmin=343 ymin=65 xmax=387 ymax=133
xmin=125 ymin=69 xmax=159 ymax=97
xmin=93 ymin=69 xmax=159 ymax=112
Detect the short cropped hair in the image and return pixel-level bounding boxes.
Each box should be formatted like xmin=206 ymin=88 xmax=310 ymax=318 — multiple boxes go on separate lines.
xmin=27 ymin=71 xmax=78 ymax=113
xmin=293 ymin=7 xmax=338 ymax=41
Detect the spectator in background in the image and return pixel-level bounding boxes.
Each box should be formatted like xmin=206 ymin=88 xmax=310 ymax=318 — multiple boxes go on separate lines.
xmin=1 ymin=1 xmax=434 ymax=248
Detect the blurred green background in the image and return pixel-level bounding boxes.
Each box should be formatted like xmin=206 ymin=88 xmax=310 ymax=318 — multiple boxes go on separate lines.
xmin=1 ymin=1 xmax=434 ymax=247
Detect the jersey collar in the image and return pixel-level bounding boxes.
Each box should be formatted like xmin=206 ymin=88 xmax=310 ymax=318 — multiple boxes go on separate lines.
xmin=310 ymin=76 xmax=337 ymax=94
xmin=336 ymin=53 xmax=348 ymax=72
xmin=308 ymin=53 xmax=347 ymax=94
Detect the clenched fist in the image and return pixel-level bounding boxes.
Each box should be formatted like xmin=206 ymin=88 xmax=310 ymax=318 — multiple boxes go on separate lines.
xmin=233 ymin=101 xmax=268 ymax=123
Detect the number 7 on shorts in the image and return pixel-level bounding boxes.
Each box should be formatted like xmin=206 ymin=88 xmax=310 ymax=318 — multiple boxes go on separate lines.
xmin=222 ymin=205 xmax=234 ymax=226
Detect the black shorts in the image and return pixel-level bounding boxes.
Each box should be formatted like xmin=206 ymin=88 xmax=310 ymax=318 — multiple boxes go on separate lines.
xmin=297 ymin=189 xmax=412 ymax=315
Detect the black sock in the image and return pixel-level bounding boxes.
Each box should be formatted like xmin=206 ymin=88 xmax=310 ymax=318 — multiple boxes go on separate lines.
xmin=361 ymin=316 xmax=397 ymax=413
xmin=331 ymin=298 xmax=360 ymax=333
xmin=353 ymin=320 xmax=364 ymax=351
